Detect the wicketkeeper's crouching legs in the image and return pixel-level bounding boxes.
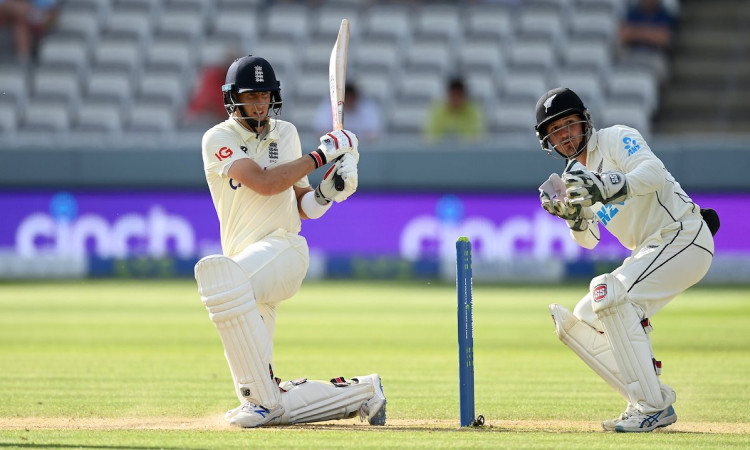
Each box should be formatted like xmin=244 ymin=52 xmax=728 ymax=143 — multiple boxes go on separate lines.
xmin=195 ymin=254 xmax=386 ymax=428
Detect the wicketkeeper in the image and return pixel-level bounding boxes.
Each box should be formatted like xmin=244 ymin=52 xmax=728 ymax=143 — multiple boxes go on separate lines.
xmin=194 ymin=55 xmax=386 ymax=428
xmin=535 ymin=88 xmax=718 ymax=432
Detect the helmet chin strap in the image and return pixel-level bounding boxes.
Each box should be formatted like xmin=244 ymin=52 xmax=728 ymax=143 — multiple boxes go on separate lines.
xmin=235 ymin=104 xmax=269 ymax=139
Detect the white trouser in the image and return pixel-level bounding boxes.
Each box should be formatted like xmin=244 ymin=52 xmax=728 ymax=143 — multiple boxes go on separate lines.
xmin=232 ymin=229 xmax=310 ymax=343
xmin=574 ymin=219 xmax=713 ymax=330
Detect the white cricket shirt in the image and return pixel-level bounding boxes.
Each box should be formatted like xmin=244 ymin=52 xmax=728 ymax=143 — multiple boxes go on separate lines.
xmin=201 ymin=118 xmax=311 ymax=257
xmin=572 ymin=125 xmax=702 ymax=251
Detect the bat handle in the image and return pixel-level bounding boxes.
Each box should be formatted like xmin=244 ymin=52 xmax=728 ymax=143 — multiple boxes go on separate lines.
xmin=333 ymin=171 xmax=345 ymax=191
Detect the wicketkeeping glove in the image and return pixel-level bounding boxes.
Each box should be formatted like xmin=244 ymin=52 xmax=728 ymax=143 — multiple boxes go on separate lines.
xmin=539 ymin=173 xmax=594 ymax=231
xmin=314 ymin=153 xmax=358 ymax=205
xmin=564 ymin=167 xmax=628 ymax=207
xmin=308 ymin=129 xmax=359 ymax=169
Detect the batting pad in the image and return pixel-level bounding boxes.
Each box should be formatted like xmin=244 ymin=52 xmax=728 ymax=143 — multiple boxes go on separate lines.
xmin=277 ymin=376 xmax=376 ymax=424
xmin=591 ymin=274 xmax=670 ymax=412
xmin=549 ymin=303 xmax=628 ymax=401
xmin=195 ymin=255 xmax=281 ymax=408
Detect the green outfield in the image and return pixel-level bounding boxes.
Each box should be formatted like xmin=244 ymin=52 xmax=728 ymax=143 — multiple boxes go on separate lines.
xmin=0 ymin=279 xmax=748 ymax=449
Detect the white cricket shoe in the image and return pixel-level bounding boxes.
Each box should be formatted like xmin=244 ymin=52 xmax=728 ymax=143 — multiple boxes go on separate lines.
xmin=224 ymin=404 xmax=242 ymax=422
xmin=228 ymin=401 xmax=284 ymax=428
xmin=353 ymin=374 xmax=386 ymax=426
xmin=601 ymin=405 xmax=634 ymax=431
xmin=614 ymin=405 xmax=677 ymax=432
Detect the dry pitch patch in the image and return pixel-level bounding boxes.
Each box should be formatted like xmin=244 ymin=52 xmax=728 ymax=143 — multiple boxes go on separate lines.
xmin=0 ymin=417 xmax=747 ymax=434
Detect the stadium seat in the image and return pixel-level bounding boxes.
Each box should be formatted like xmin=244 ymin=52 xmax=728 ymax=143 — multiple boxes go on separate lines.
xmin=516 ymin=9 xmax=567 ymax=44
xmin=267 ymin=4 xmax=311 ymax=40
xmin=156 ymin=9 xmax=206 ymax=40
xmin=105 ymin=10 xmax=153 ymax=43
xmin=561 ymin=38 xmax=613 ymax=75
xmin=0 ymin=102 xmax=18 ymax=133
xmin=127 ymin=102 xmax=176 ymax=132
xmin=22 ymin=100 xmax=71 ymax=132
xmin=569 ymin=10 xmax=618 ymax=43
xmin=507 ymin=40 xmax=557 ymax=72
xmin=144 ymin=38 xmax=193 ymax=72
xmin=356 ymin=70 xmax=393 ymax=108
xmin=0 ymin=67 xmax=28 ymax=107
xmin=312 ymin=4 xmax=361 ymax=39
xmin=53 ymin=7 xmax=101 ymax=44
xmin=351 ymin=38 xmax=401 ymax=74
xmin=31 ymin=68 xmax=81 ymax=107
xmin=600 ymin=101 xmax=651 ymax=137
xmin=388 ymin=101 xmax=429 ymax=136
xmin=501 ymin=70 xmax=549 ymax=102
xmin=86 ymin=70 xmax=133 ymax=104
xmin=553 ymin=69 xmax=605 ymax=113
xmin=362 ymin=5 xmax=412 ymax=42
xmin=299 ymin=36 xmax=338 ymax=73
xmin=75 ymin=102 xmax=123 ymax=132
xmin=403 ymin=39 xmax=453 ymax=74
xmin=464 ymin=4 xmax=514 ymax=41
xmin=607 ymin=68 xmax=659 ymax=113
xmin=398 ymin=70 xmax=444 ymax=102
xmin=37 ymin=39 xmax=89 ymax=75
xmin=211 ymin=10 xmax=259 ymax=43
xmin=492 ymin=100 xmax=536 ymax=134
xmin=414 ymin=5 xmax=462 ymax=41
xmin=93 ymin=37 xmax=143 ymax=75
xmin=292 ymin=68 xmax=329 ymax=104
xmin=459 ymin=38 xmax=506 ymax=74
xmin=137 ymin=71 xmax=185 ymax=108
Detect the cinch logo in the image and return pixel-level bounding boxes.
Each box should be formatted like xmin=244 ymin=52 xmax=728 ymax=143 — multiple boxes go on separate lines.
xmin=623 ymin=136 xmax=641 ymax=156
xmin=593 ymin=284 xmax=607 ymax=302
xmin=215 ymin=146 xmax=233 ymax=161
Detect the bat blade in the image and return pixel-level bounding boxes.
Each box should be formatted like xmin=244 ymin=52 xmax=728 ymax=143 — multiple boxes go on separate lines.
xmin=329 ymin=19 xmax=350 ymax=191
xmin=329 ymin=19 xmax=350 ymax=131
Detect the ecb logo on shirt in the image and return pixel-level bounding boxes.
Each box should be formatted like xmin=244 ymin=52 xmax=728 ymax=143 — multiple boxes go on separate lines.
xmin=268 ymin=142 xmax=278 ymax=163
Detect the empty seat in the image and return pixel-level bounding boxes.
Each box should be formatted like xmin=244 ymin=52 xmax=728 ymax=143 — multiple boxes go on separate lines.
xmin=253 ymin=39 xmax=299 ymax=76
xmin=363 ymin=5 xmax=412 ymax=42
xmin=0 ymin=102 xmax=18 ymax=133
xmin=292 ymin=69 xmax=329 ymax=103
xmin=38 ymin=39 xmax=89 ymax=74
xmin=357 ymin=71 xmax=392 ymax=107
xmin=105 ymin=11 xmax=153 ymax=43
xmin=569 ymin=10 xmax=618 ymax=43
xmin=414 ymin=5 xmax=462 ymax=41
xmin=211 ymin=10 xmax=258 ymax=42
xmin=31 ymin=68 xmax=81 ymax=106
xmin=75 ymin=102 xmax=123 ymax=132
xmin=144 ymin=38 xmax=193 ymax=72
xmin=465 ymin=72 xmax=499 ymax=104
xmin=53 ymin=7 xmax=101 ymax=43
xmin=93 ymin=37 xmax=142 ymax=74
xmin=388 ymin=101 xmax=429 ymax=135
xmin=492 ymin=100 xmax=536 ymax=133
xmin=600 ymin=101 xmax=651 ymax=136
xmin=459 ymin=39 xmax=505 ymax=74
xmin=516 ymin=9 xmax=566 ymax=43
xmin=300 ymin=37 xmax=338 ymax=73
xmin=350 ymin=38 xmax=400 ymax=73
xmin=127 ymin=102 xmax=175 ymax=132
xmin=22 ymin=100 xmax=71 ymax=132
xmin=398 ymin=71 xmax=444 ymax=102
xmin=552 ymin=70 xmax=605 ymax=112
xmin=562 ymin=39 xmax=612 ymax=74
xmin=465 ymin=5 xmax=514 ymax=41
xmin=138 ymin=71 xmax=185 ymax=107
xmin=0 ymin=67 xmax=28 ymax=106
xmin=501 ymin=70 xmax=549 ymax=102
xmin=404 ymin=40 xmax=453 ymax=74
xmin=285 ymin=100 xmax=320 ymax=135
xmin=157 ymin=9 xmax=206 ymax=40
xmin=86 ymin=70 xmax=133 ymax=104
xmin=312 ymin=4 xmax=360 ymax=39
xmin=266 ymin=5 xmax=310 ymax=40
xmin=508 ymin=40 xmax=556 ymax=72
xmin=607 ymin=68 xmax=658 ymax=113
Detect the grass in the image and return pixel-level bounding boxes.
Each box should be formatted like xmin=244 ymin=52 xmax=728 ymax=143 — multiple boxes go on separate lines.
xmin=0 ymin=279 xmax=748 ymax=448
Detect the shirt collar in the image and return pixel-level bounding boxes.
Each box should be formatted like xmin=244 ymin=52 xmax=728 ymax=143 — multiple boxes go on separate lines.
xmin=229 ymin=117 xmax=280 ymax=142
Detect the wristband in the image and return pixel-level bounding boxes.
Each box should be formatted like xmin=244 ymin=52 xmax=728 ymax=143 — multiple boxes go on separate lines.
xmin=301 ymin=190 xmax=332 ymax=219
xmin=308 ymin=149 xmax=327 ymax=169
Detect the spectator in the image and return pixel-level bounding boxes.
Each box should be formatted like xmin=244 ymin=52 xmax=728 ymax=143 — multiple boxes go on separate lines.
xmin=618 ymin=0 xmax=676 ymax=79
xmin=313 ymin=82 xmax=384 ymax=144
xmin=424 ymin=76 xmax=485 ymax=143
xmin=184 ymin=51 xmax=238 ymax=128
xmin=0 ymin=0 xmax=58 ymax=64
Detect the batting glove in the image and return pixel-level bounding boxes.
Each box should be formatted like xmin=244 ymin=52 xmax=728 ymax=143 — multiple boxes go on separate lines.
xmin=564 ymin=168 xmax=628 ymax=207
xmin=314 ymin=153 xmax=358 ymax=205
xmin=308 ymin=129 xmax=359 ymax=169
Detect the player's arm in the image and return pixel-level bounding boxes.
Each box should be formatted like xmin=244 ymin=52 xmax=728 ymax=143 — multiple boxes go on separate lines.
xmin=609 ymin=129 xmax=666 ymax=197
xmin=228 ymin=129 xmax=360 ymax=196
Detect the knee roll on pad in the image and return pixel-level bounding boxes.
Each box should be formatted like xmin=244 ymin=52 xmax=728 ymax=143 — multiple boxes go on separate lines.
xmin=195 ymin=255 xmax=280 ymax=407
xmin=591 ymin=273 xmax=671 ymax=411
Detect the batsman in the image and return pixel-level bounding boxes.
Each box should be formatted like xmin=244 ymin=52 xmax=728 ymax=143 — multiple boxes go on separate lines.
xmin=194 ymin=55 xmax=386 ymax=428
xmin=535 ymin=88 xmax=719 ymax=432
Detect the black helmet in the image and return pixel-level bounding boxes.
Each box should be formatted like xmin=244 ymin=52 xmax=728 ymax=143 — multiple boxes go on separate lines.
xmin=222 ymin=55 xmax=282 ymax=119
xmin=534 ymin=87 xmax=592 ymax=159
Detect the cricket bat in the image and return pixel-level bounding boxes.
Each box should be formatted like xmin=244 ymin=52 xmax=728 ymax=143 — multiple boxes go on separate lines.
xmin=329 ymin=19 xmax=350 ymax=191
